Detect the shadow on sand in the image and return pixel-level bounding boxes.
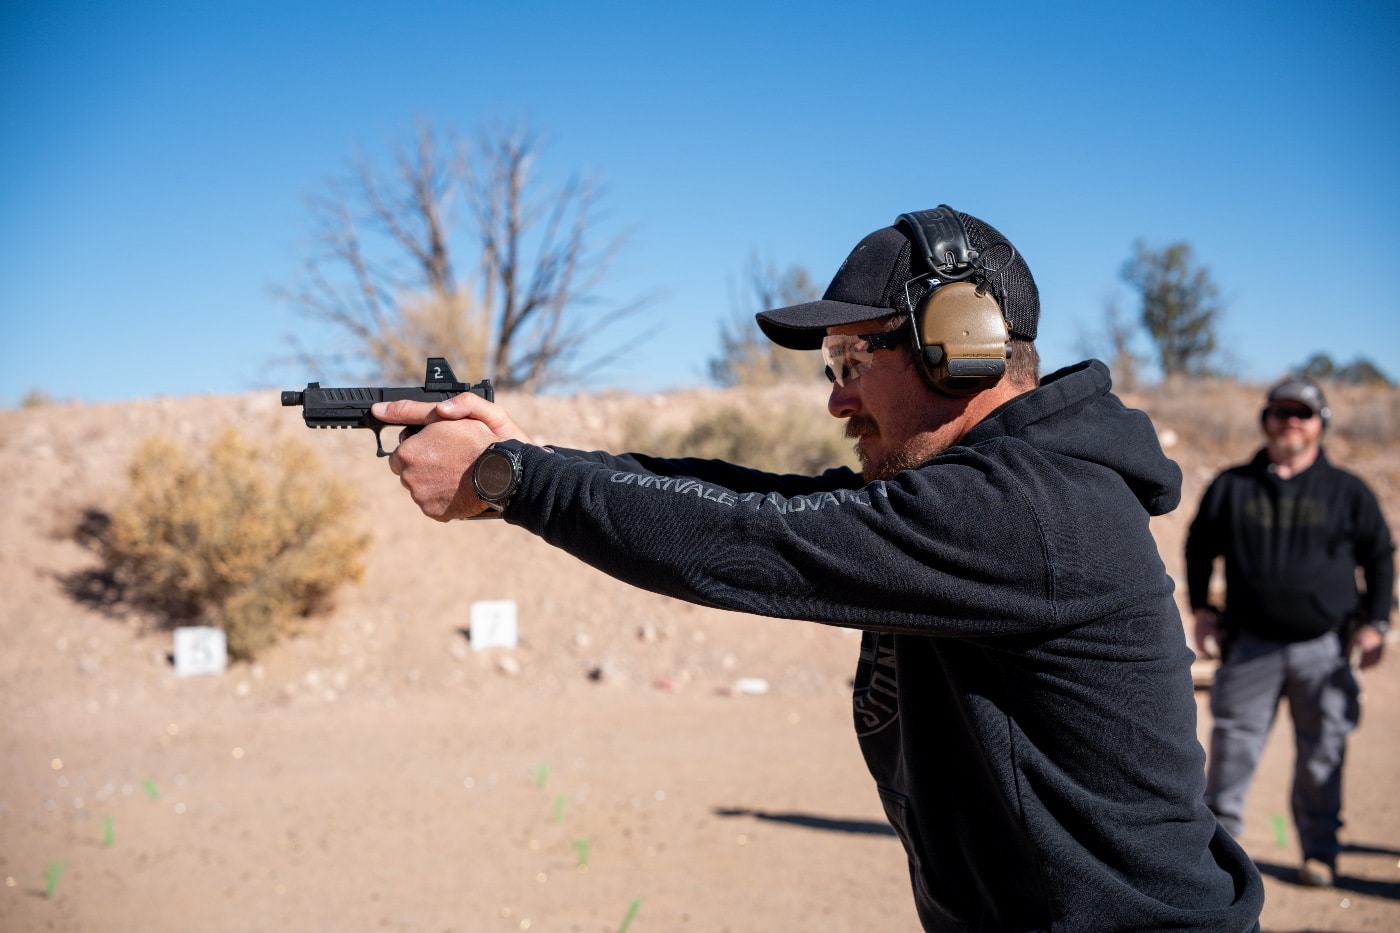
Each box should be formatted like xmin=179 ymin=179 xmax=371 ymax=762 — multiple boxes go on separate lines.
xmin=714 ymin=806 xmax=896 ymax=837
xmin=1252 ymin=838 xmax=1400 ymax=903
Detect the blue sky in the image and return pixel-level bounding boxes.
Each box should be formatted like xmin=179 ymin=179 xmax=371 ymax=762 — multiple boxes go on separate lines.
xmin=2 ymin=1 xmax=1397 ymax=406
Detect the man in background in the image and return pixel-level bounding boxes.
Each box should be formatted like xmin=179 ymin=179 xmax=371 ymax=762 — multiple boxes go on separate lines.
xmin=1187 ymin=374 xmax=1395 ymax=887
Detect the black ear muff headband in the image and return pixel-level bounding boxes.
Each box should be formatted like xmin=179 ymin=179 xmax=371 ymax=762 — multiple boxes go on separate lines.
xmin=894 ymin=207 xmax=1013 ymax=397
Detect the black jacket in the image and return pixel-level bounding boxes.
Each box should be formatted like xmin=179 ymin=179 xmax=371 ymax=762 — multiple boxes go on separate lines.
xmin=1185 ymin=447 xmax=1395 ymax=643
xmin=498 ymin=360 xmax=1263 ymax=932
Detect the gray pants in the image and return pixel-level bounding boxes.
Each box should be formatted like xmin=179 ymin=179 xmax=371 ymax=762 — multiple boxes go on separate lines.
xmin=1204 ymin=630 xmax=1360 ymax=863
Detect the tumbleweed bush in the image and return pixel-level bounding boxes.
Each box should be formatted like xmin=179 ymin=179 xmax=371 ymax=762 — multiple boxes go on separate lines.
xmin=103 ymin=428 xmax=369 ymax=660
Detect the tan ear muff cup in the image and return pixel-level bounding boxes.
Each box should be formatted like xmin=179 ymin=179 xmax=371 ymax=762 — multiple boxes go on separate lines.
xmin=912 ymin=281 xmax=1011 ymax=397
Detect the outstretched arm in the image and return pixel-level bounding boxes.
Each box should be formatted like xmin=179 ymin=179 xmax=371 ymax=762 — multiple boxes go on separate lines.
xmin=375 ymin=391 xmax=861 ymax=520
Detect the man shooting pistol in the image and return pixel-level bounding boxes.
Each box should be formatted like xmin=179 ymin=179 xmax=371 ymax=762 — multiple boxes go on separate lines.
xmin=281 ymin=357 xmax=493 ymax=458
xmin=358 ymin=206 xmax=1265 ymax=931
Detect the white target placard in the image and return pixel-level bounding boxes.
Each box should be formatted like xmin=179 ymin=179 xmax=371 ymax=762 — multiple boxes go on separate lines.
xmin=174 ymin=626 xmax=228 ymax=677
xmin=469 ymin=600 xmax=518 ymax=650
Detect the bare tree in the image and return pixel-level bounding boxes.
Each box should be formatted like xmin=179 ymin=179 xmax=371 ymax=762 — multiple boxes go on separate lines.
xmin=710 ymin=253 xmax=822 ymax=387
xmin=281 ymin=120 xmax=644 ymax=389
xmin=466 ymin=123 xmax=650 ymax=388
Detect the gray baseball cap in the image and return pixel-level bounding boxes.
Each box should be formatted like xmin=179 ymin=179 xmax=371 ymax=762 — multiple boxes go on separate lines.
xmin=1266 ymin=375 xmax=1329 ymax=417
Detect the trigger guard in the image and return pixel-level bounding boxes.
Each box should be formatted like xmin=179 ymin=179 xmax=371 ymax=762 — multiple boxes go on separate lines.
xmin=375 ymin=424 xmax=423 ymax=458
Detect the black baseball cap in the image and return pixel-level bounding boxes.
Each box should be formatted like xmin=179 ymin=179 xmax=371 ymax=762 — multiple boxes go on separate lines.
xmin=755 ymin=207 xmax=1040 ymax=350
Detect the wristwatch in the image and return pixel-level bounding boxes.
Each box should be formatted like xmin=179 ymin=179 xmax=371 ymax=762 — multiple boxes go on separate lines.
xmin=472 ymin=442 xmax=523 ymax=512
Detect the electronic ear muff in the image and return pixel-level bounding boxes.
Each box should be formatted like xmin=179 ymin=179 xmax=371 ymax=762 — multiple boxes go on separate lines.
xmin=894 ymin=207 xmax=1013 ymax=397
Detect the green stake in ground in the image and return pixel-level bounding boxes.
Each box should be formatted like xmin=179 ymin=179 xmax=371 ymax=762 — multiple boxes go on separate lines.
xmin=617 ymin=899 xmax=641 ymax=933
xmin=45 ymin=861 xmax=66 ymax=899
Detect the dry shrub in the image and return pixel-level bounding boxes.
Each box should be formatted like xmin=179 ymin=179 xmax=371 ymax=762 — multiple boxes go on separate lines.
xmin=621 ymin=388 xmax=857 ymax=475
xmin=102 ymin=428 xmax=369 ymax=660
xmin=711 ymin=324 xmax=822 ymax=387
xmin=21 ymin=388 xmax=57 ymax=408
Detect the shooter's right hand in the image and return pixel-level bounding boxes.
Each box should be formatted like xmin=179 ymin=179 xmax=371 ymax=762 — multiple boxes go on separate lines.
xmin=372 ymin=393 xmax=535 ymax=522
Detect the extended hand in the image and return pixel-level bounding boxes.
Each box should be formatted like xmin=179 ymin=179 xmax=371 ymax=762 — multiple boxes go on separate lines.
xmin=372 ymin=392 xmax=534 ymax=522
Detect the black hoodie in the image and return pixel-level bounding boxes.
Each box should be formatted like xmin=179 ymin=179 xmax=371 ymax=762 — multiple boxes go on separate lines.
xmin=496 ymin=360 xmax=1263 ymax=932
xmin=1185 ymin=447 xmax=1395 ymax=643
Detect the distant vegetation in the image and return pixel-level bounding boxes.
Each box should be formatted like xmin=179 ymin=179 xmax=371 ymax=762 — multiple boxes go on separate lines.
xmin=20 ymin=389 xmax=56 ymax=408
xmin=40 ymin=374 xmax=1390 ymax=670
xmin=1297 ymin=352 xmax=1393 ymax=386
xmin=1124 ymin=377 xmax=1400 ymax=462
xmin=1121 ymin=240 xmax=1225 ymax=379
xmin=621 ymin=389 xmax=857 ymax=475
xmin=709 ymin=253 xmax=823 ymax=387
xmin=90 ymin=429 xmax=369 ymax=660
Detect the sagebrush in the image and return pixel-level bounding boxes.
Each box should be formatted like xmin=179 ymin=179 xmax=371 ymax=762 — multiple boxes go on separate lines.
xmin=101 ymin=428 xmax=369 ymax=660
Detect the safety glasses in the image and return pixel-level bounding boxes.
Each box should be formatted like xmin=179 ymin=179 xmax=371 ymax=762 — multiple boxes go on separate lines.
xmin=822 ymin=322 xmax=911 ymax=386
xmin=1265 ymin=405 xmax=1317 ymax=421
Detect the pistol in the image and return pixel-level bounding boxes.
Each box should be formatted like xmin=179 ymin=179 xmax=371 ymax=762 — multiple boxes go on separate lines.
xmin=282 ymin=357 xmax=494 ymax=457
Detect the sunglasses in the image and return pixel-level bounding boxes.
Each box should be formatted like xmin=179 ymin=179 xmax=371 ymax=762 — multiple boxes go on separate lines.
xmin=1265 ymin=405 xmax=1317 ymax=421
xmin=822 ymin=322 xmax=911 ymax=386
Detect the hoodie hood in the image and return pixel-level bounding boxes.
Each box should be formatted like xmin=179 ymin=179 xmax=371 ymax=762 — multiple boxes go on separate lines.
xmin=963 ymin=360 xmax=1182 ymax=516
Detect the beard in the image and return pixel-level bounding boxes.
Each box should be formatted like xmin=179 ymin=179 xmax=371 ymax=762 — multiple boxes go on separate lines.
xmin=1268 ymin=432 xmax=1314 ymax=458
xmin=845 ymin=415 xmax=936 ymax=483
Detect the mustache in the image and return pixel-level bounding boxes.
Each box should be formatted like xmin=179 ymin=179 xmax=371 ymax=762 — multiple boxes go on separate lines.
xmin=844 ymin=415 xmax=877 ymax=439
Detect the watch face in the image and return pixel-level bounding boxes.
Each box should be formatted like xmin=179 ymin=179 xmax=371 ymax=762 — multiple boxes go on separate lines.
xmin=476 ymin=450 xmax=516 ymax=499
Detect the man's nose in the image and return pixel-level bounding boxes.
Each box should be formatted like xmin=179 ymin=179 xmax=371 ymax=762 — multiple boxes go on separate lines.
xmin=828 ymin=378 xmax=861 ymax=420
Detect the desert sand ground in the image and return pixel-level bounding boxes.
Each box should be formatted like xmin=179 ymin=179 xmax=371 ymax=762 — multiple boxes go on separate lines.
xmin=1 ymin=381 xmax=1397 ymax=932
